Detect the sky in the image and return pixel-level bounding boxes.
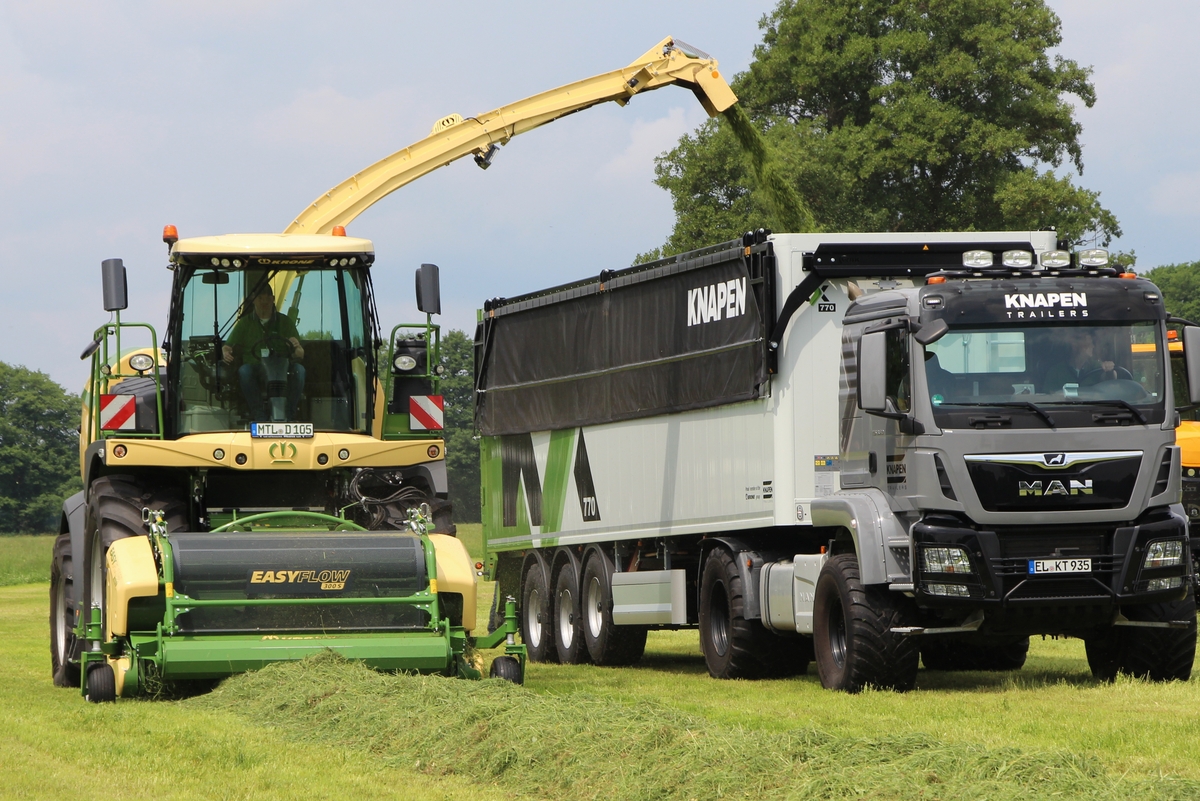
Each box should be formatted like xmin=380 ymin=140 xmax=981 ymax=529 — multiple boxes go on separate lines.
xmin=2 ymin=1 xmax=1198 ymax=389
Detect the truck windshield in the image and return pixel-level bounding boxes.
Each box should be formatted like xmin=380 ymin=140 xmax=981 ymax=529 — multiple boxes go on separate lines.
xmin=174 ymin=267 xmax=372 ymax=434
xmin=923 ymin=321 xmax=1166 ymax=427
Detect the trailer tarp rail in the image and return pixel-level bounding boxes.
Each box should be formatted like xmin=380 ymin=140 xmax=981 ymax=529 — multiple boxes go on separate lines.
xmin=474 ymin=235 xmax=775 ymax=436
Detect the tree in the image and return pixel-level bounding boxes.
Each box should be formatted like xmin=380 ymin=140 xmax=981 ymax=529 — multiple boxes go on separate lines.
xmin=438 ymin=329 xmax=481 ymax=523
xmin=0 ymin=362 xmax=82 ymax=532
xmin=1142 ymin=263 xmax=1200 ymax=323
xmin=650 ymin=0 xmax=1119 ymax=256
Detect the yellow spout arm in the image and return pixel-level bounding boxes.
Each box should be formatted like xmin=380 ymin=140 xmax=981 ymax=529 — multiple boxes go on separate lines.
xmin=285 ymin=37 xmax=736 ymax=235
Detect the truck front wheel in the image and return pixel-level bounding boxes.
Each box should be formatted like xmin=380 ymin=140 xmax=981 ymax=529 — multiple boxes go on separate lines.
xmin=1085 ymin=590 xmax=1197 ymax=682
xmin=812 ymin=553 xmax=919 ymax=692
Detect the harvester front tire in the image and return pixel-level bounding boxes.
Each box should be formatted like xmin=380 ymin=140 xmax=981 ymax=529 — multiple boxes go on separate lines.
xmin=812 ymin=554 xmax=919 ymax=692
xmin=50 ymin=532 xmax=81 ymax=688
xmin=581 ymin=550 xmax=647 ymax=666
xmin=489 ymin=655 xmax=523 ymax=685
xmin=553 ymin=563 xmax=590 ymax=665
xmin=85 ymin=663 xmax=116 ymax=703
xmin=520 ymin=561 xmax=556 ymax=663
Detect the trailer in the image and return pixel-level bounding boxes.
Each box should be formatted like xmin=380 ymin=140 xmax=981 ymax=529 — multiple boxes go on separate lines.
xmin=474 ymin=230 xmax=1199 ymax=691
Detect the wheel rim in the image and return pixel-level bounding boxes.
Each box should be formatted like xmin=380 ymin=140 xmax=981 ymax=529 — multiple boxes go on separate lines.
xmin=557 ymin=587 xmax=575 ymax=649
xmin=89 ymin=531 xmax=105 ymax=639
xmin=586 ymin=575 xmax=604 ymax=638
xmin=709 ymin=581 xmax=730 ymax=657
xmin=525 ymin=587 xmax=543 ymax=648
xmin=828 ymin=595 xmax=848 ymax=669
xmin=53 ymin=574 xmax=67 ymax=662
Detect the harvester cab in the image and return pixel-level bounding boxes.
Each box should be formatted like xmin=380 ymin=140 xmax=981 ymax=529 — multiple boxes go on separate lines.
xmin=52 ymin=231 xmax=525 ymax=702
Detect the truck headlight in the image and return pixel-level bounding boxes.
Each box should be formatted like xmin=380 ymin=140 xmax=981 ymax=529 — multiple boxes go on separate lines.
xmin=926 ymin=583 xmax=971 ymax=597
xmin=1144 ymin=540 xmax=1183 ymax=569
xmin=1146 ymin=577 xmax=1184 ymax=592
xmin=921 ymin=546 xmax=972 ymax=574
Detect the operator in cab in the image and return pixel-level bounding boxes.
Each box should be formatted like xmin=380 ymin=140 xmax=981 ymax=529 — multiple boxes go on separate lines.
xmin=222 ymin=284 xmax=306 ymax=419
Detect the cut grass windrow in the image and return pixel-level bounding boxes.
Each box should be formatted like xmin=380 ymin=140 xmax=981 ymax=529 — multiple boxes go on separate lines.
xmin=200 ymin=652 xmax=1200 ymax=801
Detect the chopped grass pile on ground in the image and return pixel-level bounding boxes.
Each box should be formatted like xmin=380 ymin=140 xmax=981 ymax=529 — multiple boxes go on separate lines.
xmin=0 ymin=534 xmax=53 ymax=586
xmin=200 ymin=652 xmax=1200 ymax=800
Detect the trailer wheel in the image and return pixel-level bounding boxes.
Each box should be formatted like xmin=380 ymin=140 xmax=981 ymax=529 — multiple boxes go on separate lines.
xmin=489 ymin=655 xmax=523 ymax=685
xmin=1088 ymin=590 xmax=1197 ymax=682
xmin=85 ymin=663 xmax=116 ymax=703
xmin=812 ymin=553 xmax=919 ymax=692
xmin=581 ymin=550 xmax=647 ymax=666
xmin=50 ymin=532 xmax=81 ymax=688
xmin=553 ymin=564 xmax=590 ymax=664
xmin=520 ymin=561 xmax=556 ymax=663
xmin=921 ymin=638 xmax=1029 ymax=671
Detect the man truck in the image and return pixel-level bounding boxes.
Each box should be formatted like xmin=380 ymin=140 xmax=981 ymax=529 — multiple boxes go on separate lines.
xmin=475 ymin=230 xmax=1199 ymax=691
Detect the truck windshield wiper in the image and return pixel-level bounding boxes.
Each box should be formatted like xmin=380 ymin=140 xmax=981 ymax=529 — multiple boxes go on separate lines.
xmin=1075 ymin=399 xmax=1148 ymax=425
xmin=937 ymin=401 xmax=1056 ymax=429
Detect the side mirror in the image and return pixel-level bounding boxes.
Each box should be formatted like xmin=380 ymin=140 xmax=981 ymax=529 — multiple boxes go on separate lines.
xmin=913 ymin=318 xmax=949 ymax=346
xmin=1184 ymin=326 xmax=1200 ymax=405
xmin=415 ymin=263 xmax=441 ymax=315
xmin=858 ymin=331 xmax=889 ymax=413
xmin=101 ymin=258 xmax=128 ymax=312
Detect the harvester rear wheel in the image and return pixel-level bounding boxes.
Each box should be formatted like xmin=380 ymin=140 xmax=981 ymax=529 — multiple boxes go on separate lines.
xmin=85 ymin=663 xmax=116 ymax=703
xmin=581 ymin=549 xmax=646 ymax=666
xmin=489 ymin=655 xmax=523 ymax=684
xmin=553 ymin=563 xmax=590 ymax=664
xmin=50 ymin=532 xmax=81 ymax=688
xmin=520 ymin=561 xmax=556 ymax=663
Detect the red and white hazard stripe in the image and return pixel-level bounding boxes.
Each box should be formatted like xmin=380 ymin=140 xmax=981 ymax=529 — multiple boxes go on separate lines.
xmin=99 ymin=394 xmax=137 ymax=431
xmin=409 ymin=395 xmax=444 ymax=430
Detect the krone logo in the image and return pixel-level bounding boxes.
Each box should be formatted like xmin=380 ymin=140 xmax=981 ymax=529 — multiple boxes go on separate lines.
xmin=269 ymin=442 xmax=298 ymax=461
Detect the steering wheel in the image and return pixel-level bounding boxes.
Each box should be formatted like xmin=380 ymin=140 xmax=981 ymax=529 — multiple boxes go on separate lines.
xmin=249 ymin=332 xmax=298 ymax=361
xmin=1079 ymin=365 xmax=1133 ymax=384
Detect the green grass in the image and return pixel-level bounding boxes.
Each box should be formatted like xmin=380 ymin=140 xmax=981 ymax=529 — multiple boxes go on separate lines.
xmin=0 ymin=535 xmax=53 ymax=586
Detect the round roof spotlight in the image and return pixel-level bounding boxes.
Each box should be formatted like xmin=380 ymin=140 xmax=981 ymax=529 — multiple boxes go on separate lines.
xmin=210 ymin=257 xmax=220 ymax=266
xmin=235 ymin=453 xmax=247 ymax=465
xmin=348 ymin=257 xmax=357 ymax=265
xmin=1040 ymin=250 xmax=1071 ymax=268
xmin=232 ymin=258 xmax=242 ymax=268
xmin=317 ymin=453 xmax=329 ymax=465
xmin=330 ymin=258 xmax=338 ymax=266
xmin=338 ymin=448 xmax=350 ymax=461
xmin=220 ymin=258 xmax=231 ymax=268
xmin=1002 ymin=250 xmax=1033 ymax=268
xmin=341 ymin=258 xmax=350 ymax=267
xmin=962 ymin=250 xmax=993 ymax=268
xmin=1078 ymin=248 xmax=1110 ymax=267
xmin=395 ymin=355 xmax=417 ymax=372
xmin=129 ymin=353 xmax=155 ymax=373
xmin=434 ymin=364 xmax=447 ymax=376
xmin=213 ymin=448 xmax=226 ymax=461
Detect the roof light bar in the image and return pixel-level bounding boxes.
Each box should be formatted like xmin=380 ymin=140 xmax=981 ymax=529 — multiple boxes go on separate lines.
xmin=962 ymin=250 xmax=993 ymax=268
xmin=1039 ymin=250 xmax=1071 ymax=268
xmin=1078 ymin=248 xmax=1110 ymax=267
xmin=1002 ymin=250 xmax=1034 ymax=268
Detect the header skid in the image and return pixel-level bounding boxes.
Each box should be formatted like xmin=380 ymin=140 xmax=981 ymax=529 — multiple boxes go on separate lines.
xmin=285 ymin=37 xmax=737 ymax=236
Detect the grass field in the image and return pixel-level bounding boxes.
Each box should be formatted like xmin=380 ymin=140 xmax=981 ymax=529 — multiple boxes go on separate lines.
xmin=5 ymin=534 xmax=1200 ymax=799
xmin=0 ymin=534 xmax=54 ymax=586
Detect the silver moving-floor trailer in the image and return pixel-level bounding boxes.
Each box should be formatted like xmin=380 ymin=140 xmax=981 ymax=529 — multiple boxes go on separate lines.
xmin=473 ymin=230 xmax=1200 ymax=691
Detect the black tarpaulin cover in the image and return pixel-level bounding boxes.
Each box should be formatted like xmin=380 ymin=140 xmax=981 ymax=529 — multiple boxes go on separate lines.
xmin=475 ymin=244 xmax=768 ymax=436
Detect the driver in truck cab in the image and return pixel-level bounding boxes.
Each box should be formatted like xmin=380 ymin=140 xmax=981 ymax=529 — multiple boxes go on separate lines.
xmin=1042 ymin=328 xmax=1118 ymax=393
xmin=221 ymin=284 xmax=306 ymax=419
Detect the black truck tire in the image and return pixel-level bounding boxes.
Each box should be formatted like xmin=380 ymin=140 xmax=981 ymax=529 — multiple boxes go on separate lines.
xmin=921 ymin=637 xmax=1029 ymax=672
xmin=85 ymin=662 xmax=117 ymax=703
xmin=50 ymin=531 xmax=81 ymax=688
xmin=83 ymin=476 xmax=187 ymax=646
xmin=1088 ymin=590 xmax=1197 ymax=682
xmin=553 ymin=564 xmax=590 ymax=664
xmin=581 ymin=550 xmax=646 ymax=666
xmin=699 ymin=547 xmax=783 ymax=679
xmin=520 ymin=561 xmax=557 ymax=663
xmin=489 ymin=655 xmax=524 ymax=684
xmin=812 ymin=553 xmax=919 ymax=692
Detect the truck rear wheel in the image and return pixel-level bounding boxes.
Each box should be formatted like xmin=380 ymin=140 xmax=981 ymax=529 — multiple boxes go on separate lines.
xmin=812 ymin=553 xmax=919 ymax=692
xmin=921 ymin=638 xmax=1029 ymax=671
xmin=50 ymin=532 xmax=81 ymax=688
xmin=581 ymin=550 xmax=646 ymax=666
xmin=553 ymin=564 xmax=590 ymax=664
xmin=520 ymin=561 xmax=556 ymax=663
xmin=699 ymin=548 xmax=777 ymax=679
xmin=1086 ymin=590 xmax=1197 ymax=682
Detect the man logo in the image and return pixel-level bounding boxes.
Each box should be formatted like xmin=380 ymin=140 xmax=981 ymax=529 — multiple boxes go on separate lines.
xmin=1043 ymin=453 xmax=1066 ymax=466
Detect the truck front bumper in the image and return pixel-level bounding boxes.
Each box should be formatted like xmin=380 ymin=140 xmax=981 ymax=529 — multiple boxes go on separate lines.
xmin=910 ymin=508 xmax=1191 ymax=620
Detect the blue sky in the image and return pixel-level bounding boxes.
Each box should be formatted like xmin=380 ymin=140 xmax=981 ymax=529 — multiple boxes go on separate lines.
xmin=2 ymin=1 xmax=1196 ymax=388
